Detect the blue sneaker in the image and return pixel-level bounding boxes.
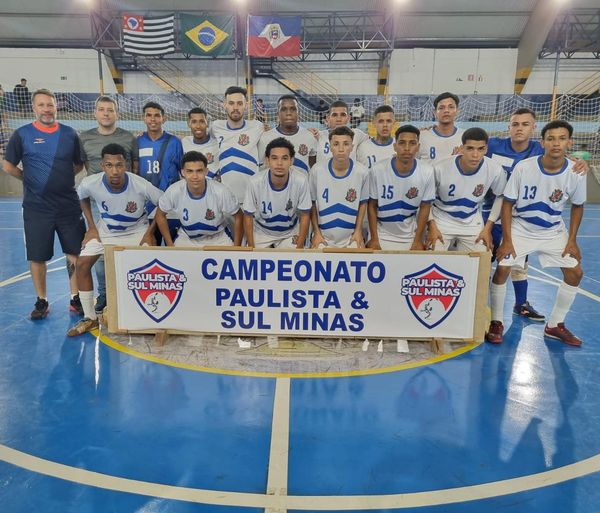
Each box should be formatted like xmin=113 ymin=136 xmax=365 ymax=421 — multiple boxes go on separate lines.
xmin=95 ymin=294 xmax=107 ymax=315
xmin=513 ymin=301 xmax=545 ymax=322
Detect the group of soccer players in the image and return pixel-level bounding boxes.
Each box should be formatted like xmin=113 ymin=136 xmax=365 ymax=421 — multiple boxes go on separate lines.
xmin=2 ymin=86 xmax=589 ymax=346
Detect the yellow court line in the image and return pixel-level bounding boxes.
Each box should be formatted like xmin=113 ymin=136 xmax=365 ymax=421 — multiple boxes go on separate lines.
xmin=2 ymin=442 xmax=600 ymax=510
xmin=94 ymin=331 xmax=479 ymax=379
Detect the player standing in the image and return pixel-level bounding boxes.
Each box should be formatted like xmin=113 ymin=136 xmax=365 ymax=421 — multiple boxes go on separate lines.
xmin=257 ymin=95 xmax=317 ymax=173
xmin=244 ymin=138 xmax=311 ymax=249
xmin=137 ymin=101 xmax=183 ymax=244
xmin=487 ymin=121 xmax=585 ymax=346
xmin=181 ymin=107 xmax=220 ymax=179
xmin=367 ymin=125 xmax=435 ymax=250
xmin=357 ymin=105 xmax=396 ymax=170
xmin=418 ymin=92 xmax=464 ymax=163
xmin=316 ymin=100 xmax=369 ymax=166
xmin=211 ymin=86 xmax=264 ymax=204
xmin=310 ymin=126 xmax=370 ymax=248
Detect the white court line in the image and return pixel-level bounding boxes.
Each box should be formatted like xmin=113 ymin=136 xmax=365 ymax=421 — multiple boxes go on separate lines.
xmin=528 ymin=265 xmax=600 ymax=303
xmin=265 ymin=377 xmax=291 ymax=513
xmin=0 ymin=265 xmax=66 ymax=288
xmin=2 ymin=443 xmax=600 ymax=510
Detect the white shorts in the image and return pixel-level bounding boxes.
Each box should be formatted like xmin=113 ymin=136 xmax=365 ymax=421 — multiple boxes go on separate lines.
xmin=318 ymin=238 xmax=359 ymax=249
xmin=498 ymin=230 xmax=578 ymax=269
xmin=435 ymin=232 xmax=488 ymax=253
xmin=253 ymin=224 xmax=299 ymax=249
xmin=80 ymin=232 xmax=145 ymax=257
xmin=378 ymin=239 xmax=413 ymax=251
xmin=175 ymin=229 xmax=233 ymax=248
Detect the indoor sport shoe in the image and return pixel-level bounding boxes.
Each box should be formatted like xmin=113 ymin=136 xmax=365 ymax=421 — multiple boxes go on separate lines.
xmin=30 ymin=297 xmax=49 ymax=320
xmin=94 ymin=294 xmax=107 ymax=315
xmin=544 ymin=323 xmax=582 ymax=347
xmin=513 ymin=301 xmax=545 ymax=322
xmin=66 ymin=318 xmax=99 ymax=337
xmin=69 ymin=294 xmax=84 ymax=316
xmin=486 ymin=320 xmax=504 ymax=344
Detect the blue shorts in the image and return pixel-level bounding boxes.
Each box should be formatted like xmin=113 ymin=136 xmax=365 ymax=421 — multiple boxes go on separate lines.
xmin=23 ymin=208 xmax=85 ymax=261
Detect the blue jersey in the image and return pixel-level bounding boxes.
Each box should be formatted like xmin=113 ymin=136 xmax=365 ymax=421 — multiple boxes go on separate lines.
xmin=5 ymin=121 xmax=83 ymax=214
xmin=137 ymin=131 xmax=183 ymax=191
xmin=483 ymin=137 xmax=544 ymax=217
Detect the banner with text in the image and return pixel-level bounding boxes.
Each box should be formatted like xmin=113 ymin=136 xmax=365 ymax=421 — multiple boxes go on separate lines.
xmin=110 ymin=249 xmax=483 ymax=339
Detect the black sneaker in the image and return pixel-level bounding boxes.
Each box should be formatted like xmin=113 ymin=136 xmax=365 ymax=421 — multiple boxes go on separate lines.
xmin=69 ymin=294 xmax=84 ymax=316
xmin=94 ymin=294 xmax=107 ymax=315
xmin=31 ymin=297 xmax=49 ymax=320
xmin=513 ymin=301 xmax=545 ymax=322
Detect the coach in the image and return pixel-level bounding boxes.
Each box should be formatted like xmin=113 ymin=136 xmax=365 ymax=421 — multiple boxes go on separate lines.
xmin=2 ymin=88 xmax=85 ymax=320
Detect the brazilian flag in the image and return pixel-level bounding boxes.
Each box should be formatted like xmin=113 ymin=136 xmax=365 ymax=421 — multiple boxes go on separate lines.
xmin=180 ymin=14 xmax=233 ymax=56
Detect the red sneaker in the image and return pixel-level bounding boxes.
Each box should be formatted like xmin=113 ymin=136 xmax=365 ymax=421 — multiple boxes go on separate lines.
xmin=486 ymin=320 xmax=504 ymax=344
xmin=544 ymin=323 xmax=582 ymax=347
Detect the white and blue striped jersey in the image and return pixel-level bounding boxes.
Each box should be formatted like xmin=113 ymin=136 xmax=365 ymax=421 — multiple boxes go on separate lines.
xmin=309 ymin=159 xmax=370 ymax=246
xmin=211 ymin=119 xmax=264 ymax=203
xmin=357 ymin=138 xmax=396 ymax=170
xmin=78 ymin=172 xmax=163 ymax=238
xmin=369 ymin=158 xmax=435 ymax=243
xmin=418 ymin=126 xmax=464 ymax=163
xmin=432 ymin=156 xmax=506 ymax=235
xmin=243 ymin=169 xmax=311 ymax=238
xmin=257 ymin=127 xmax=317 ymax=173
xmin=504 ymin=156 xmax=586 ymax=239
xmin=158 ymin=179 xmax=239 ymax=241
xmin=181 ymin=135 xmax=220 ymax=179
xmin=316 ymin=128 xmax=369 ymax=166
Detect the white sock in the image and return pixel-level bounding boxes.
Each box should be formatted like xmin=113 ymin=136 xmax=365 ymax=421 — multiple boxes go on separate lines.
xmin=79 ymin=290 xmax=97 ymax=321
xmin=490 ymin=282 xmax=507 ymax=322
xmin=547 ymin=282 xmax=578 ymax=328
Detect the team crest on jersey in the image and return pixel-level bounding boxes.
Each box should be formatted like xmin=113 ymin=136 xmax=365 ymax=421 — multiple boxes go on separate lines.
xmin=549 ymin=188 xmax=564 ymax=203
xmin=125 ymin=201 xmax=137 ymax=213
xmin=127 ymin=259 xmax=187 ymax=323
xmin=285 ymin=199 xmax=293 ymax=211
xmin=401 ymin=264 xmax=465 ymax=329
xmin=205 ymin=152 xmax=214 ymax=164
xmin=472 ymin=184 xmax=485 ymax=197
xmin=205 ymin=209 xmax=215 ymax=220
xmin=345 ymin=188 xmax=357 ymax=202
xmin=298 ymin=144 xmax=308 ymax=156
xmin=238 ymin=134 xmax=250 ymax=146
xmin=405 ymin=187 xmax=419 ymax=200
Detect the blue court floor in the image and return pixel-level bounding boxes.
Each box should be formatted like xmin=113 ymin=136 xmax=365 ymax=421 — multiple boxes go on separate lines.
xmin=1 ymin=197 xmax=600 ymax=512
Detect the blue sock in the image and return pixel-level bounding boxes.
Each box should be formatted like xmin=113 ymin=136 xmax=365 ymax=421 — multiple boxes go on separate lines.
xmin=513 ymin=279 xmax=528 ymax=306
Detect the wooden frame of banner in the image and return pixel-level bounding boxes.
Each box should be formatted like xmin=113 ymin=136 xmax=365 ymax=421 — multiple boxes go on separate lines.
xmin=104 ymin=246 xmax=491 ymax=348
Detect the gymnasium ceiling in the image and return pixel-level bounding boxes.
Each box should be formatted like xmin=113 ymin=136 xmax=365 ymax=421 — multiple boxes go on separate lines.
xmin=0 ymin=0 xmax=598 ymax=53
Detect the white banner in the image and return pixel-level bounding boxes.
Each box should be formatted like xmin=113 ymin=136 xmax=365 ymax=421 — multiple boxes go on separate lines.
xmin=111 ymin=249 xmax=484 ymax=339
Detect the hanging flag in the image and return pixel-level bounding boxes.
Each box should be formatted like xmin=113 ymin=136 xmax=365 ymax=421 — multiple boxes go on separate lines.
xmin=122 ymin=14 xmax=175 ymax=56
xmin=180 ymin=15 xmax=234 ymax=56
xmin=247 ymin=15 xmax=301 ymax=57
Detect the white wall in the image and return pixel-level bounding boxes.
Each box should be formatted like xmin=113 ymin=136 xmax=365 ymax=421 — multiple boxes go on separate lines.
xmin=389 ymin=48 xmax=518 ymax=95
xmin=0 ymin=48 xmax=115 ymax=94
xmin=0 ymin=48 xmax=597 ymax=96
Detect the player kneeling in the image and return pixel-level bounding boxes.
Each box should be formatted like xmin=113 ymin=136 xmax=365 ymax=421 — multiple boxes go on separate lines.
xmin=310 ymin=126 xmax=370 ymax=248
xmin=67 ymin=143 xmax=162 ymax=336
xmin=155 ymin=151 xmax=242 ymax=247
xmin=426 ymin=127 xmax=506 ymax=252
xmin=367 ymin=125 xmax=435 ymax=250
xmin=487 ymin=121 xmax=585 ymax=346
xmin=243 ymin=137 xmax=311 ymax=248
